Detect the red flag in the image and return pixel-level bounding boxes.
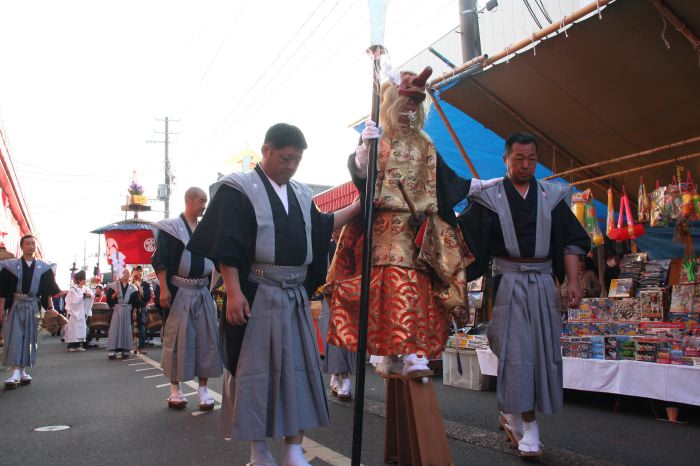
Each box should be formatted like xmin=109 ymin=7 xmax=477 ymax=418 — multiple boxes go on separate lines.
xmin=104 ymin=230 xmax=155 ymax=265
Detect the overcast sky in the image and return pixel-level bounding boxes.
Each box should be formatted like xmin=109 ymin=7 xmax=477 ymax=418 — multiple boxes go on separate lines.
xmin=0 ymin=0 xmax=462 ymax=285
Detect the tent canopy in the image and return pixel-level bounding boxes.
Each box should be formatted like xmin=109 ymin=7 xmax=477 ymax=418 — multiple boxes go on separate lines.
xmin=434 ymin=0 xmax=700 ymax=205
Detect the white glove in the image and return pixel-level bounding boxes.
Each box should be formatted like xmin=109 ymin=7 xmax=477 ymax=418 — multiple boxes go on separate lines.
xmin=354 ymin=120 xmax=382 ymax=175
xmin=468 ymin=177 xmax=502 ymax=196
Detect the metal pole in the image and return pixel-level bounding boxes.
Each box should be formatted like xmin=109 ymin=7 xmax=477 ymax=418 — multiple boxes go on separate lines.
xmin=164 ymin=117 xmax=170 ymax=219
xmin=351 ymin=44 xmax=383 ymax=466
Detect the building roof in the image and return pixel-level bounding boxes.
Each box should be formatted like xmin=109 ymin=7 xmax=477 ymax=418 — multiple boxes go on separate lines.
xmin=313 ymin=181 xmax=358 ymax=213
xmin=434 ymin=0 xmax=700 ymax=204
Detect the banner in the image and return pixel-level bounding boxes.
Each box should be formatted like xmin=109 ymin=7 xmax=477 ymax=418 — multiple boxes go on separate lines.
xmin=104 ymin=229 xmax=155 ymax=265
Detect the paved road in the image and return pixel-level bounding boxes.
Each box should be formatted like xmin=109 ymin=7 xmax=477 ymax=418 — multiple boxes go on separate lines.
xmin=0 ymin=331 xmax=698 ymax=465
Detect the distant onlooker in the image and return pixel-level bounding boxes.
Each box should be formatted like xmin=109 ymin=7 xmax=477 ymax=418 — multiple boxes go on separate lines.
xmin=64 ymin=271 xmax=94 ymax=352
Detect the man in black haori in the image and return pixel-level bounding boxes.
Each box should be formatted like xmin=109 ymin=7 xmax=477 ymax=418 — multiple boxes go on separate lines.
xmin=459 ymin=133 xmax=590 ymax=457
xmin=152 ymin=187 xmax=222 ymax=411
xmin=188 ymin=123 xmax=359 ymax=466
xmin=0 ymin=234 xmax=60 ymax=388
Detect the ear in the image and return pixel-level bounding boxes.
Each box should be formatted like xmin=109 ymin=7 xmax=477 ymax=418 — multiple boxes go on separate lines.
xmin=261 ymin=143 xmax=270 ymax=157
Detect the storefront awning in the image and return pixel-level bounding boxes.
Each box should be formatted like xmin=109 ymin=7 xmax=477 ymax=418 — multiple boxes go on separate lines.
xmin=434 ymin=0 xmax=700 ymax=204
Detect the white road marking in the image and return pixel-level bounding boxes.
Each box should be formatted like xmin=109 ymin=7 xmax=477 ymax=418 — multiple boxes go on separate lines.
xmin=302 ymin=437 xmax=357 ymax=466
xmin=144 ymin=374 xmax=164 ymax=379
xmin=134 ymin=353 xmax=354 ymax=464
xmin=135 ymin=367 xmax=160 ymax=372
xmin=128 ymin=362 xmax=148 ymax=366
xmin=181 ymin=391 xmax=198 ymax=397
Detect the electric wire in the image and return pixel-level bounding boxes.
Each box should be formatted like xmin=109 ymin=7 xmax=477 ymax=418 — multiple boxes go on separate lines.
xmin=227 ymin=0 xmax=356 ymax=135
xmin=190 ymin=0 xmax=328 ymax=157
xmin=522 ymin=0 xmax=543 ymax=29
xmin=533 ymin=0 xmax=553 ymax=23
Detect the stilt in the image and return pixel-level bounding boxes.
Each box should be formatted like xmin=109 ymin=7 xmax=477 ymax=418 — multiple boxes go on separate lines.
xmin=383 ymin=373 xmax=453 ymax=465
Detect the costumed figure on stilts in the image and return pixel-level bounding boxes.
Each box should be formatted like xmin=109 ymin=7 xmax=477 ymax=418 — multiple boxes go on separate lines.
xmin=459 ymin=132 xmax=591 ymax=457
xmin=64 ymin=270 xmax=94 ymax=352
xmin=326 ymin=66 xmax=498 ymax=378
xmin=105 ymin=267 xmax=142 ymax=360
xmin=187 ymin=123 xmax=360 ymax=466
xmin=0 ymin=234 xmax=60 ymax=388
xmin=152 ymin=187 xmax=222 ymax=411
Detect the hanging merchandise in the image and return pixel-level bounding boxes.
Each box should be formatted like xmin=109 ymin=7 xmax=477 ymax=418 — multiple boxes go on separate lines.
xmin=650 ymin=181 xmax=667 ymax=228
xmin=608 ymin=188 xmax=645 ymax=241
xmin=679 ymin=170 xmax=697 ymax=221
xmin=571 ymin=189 xmax=604 ymax=247
xmin=665 ymin=176 xmax=682 ymax=221
xmin=606 ymin=188 xmax=615 ymax=235
xmin=637 ymin=176 xmax=650 ymax=223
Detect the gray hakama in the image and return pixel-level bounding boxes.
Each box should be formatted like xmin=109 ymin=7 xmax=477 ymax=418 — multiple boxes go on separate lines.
xmin=213 ymin=169 xmax=329 ymax=440
xmin=221 ymin=264 xmax=329 ymax=440
xmin=471 ymin=180 xmax=581 ymax=415
xmin=154 ymin=216 xmax=222 ymax=382
xmin=318 ymin=299 xmax=356 ymax=375
xmin=106 ymin=282 xmax=137 ymax=351
xmin=0 ymin=259 xmax=55 ymax=368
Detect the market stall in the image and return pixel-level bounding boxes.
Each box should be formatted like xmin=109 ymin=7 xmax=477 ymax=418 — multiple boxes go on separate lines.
xmin=430 ymin=0 xmax=700 ymax=411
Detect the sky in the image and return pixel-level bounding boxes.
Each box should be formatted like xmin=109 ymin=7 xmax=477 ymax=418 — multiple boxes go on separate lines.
xmin=0 ymin=0 xmax=463 ymax=285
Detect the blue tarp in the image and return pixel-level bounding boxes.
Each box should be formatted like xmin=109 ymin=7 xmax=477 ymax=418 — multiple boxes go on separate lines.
xmin=353 ymin=99 xmax=696 ymax=260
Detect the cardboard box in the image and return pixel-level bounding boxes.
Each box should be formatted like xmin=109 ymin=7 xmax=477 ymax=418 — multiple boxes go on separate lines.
xmin=442 ymin=348 xmax=494 ymax=391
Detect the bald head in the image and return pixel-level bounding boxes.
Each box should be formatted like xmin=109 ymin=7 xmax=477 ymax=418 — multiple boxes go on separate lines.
xmin=185 ymin=187 xmax=206 ymax=202
xmin=184 ymin=187 xmax=208 ymax=219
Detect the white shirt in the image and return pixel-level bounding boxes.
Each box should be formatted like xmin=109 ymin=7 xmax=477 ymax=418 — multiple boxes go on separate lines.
xmin=261 ymin=170 xmax=289 ymax=214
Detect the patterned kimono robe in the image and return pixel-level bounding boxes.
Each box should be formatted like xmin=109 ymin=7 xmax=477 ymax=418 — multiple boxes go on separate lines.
xmin=327 ymin=131 xmax=475 ymax=359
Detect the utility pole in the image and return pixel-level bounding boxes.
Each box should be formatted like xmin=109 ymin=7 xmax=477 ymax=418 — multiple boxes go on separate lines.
xmin=148 ymin=117 xmax=178 ymax=219
xmin=459 ymin=0 xmax=482 ymax=62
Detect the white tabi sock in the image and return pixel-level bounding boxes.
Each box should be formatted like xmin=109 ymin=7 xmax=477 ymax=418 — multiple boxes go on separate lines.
xmin=10 ymin=368 xmax=21 ymax=381
xmin=198 ymin=386 xmax=211 ymax=405
xmin=283 ymin=443 xmax=309 ymax=466
xmin=340 ymin=378 xmax=352 ymax=393
xmin=250 ymin=440 xmax=275 ymax=465
xmin=519 ymin=420 xmax=541 ymax=453
xmin=170 ymin=383 xmax=181 ymax=398
xmin=21 ymin=368 xmax=30 ymax=378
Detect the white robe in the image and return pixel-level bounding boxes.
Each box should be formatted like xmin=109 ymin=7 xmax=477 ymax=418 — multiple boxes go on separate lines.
xmin=64 ymin=285 xmax=95 ymax=343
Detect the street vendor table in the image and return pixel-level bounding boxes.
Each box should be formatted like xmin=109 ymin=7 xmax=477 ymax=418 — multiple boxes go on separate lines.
xmin=475 ymin=349 xmax=700 ymax=406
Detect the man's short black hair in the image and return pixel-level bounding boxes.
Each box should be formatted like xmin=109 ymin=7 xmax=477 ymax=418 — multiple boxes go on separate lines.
xmin=74 ymin=270 xmax=86 ymax=282
xmin=133 ymin=265 xmax=143 ymax=272
xmin=505 ymin=132 xmax=538 ymax=154
xmin=264 ymin=123 xmax=308 ymax=151
xmin=20 ymin=234 xmax=35 ymax=247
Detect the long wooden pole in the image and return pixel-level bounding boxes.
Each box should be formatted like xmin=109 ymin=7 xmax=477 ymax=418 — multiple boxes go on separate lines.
xmin=570 ymin=151 xmax=700 ymax=186
xmin=351 ymin=44 xmax=383 ymax=466
xmin=428 ymin=90 xmax=480 ymax=178
xmin=544 ymin=136 xmax=700 ymax=181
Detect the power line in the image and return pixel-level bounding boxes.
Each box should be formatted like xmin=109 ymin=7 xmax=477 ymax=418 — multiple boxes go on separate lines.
xmin=178 ymin=0 xmax=251 ymax=121
xmin=522 ymin=0 xmax=543 ymax=29
xmin=239 ymin=0 xmax=360 ymax=128
xmin=198 ymin=0 xmax=345 ymax=158
xmin=533 ymin=0 xmax=553 ymax=23
xmin=190 ymin=0 xmax=330 ymax=160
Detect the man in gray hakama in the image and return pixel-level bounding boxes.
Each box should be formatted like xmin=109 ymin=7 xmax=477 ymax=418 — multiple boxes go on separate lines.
xmin=188 ymin=123 xmax=359 ymax=466
xmin=459 ymin=133 xmax=590 ymax=457
xmin=105 ymin=268 xmax=141 ymax=360
xmin=0 ymin=234 xmax=60 ymax=388
xmin=152 ymin=187 xmax=222 ymax=411
xmin=318 ymin=298 xmax=356 ymax=400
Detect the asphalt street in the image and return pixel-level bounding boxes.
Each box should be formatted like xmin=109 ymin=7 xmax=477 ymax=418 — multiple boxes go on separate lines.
xmin=0 ymin=331 xmax=698 ymax=465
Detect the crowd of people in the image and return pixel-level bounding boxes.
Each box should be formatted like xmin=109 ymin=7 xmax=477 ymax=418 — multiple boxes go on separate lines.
xmin=0 ymin=66 xmax=594 ymax=465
